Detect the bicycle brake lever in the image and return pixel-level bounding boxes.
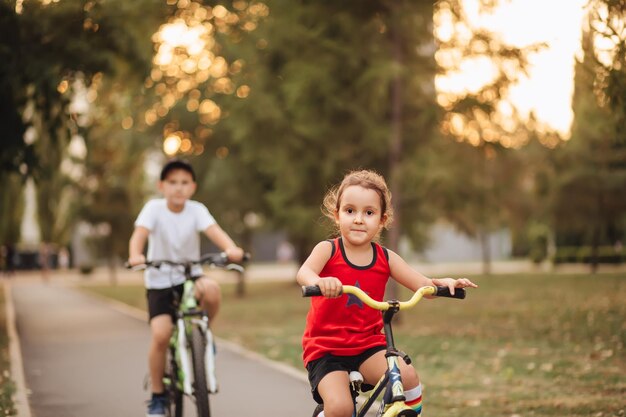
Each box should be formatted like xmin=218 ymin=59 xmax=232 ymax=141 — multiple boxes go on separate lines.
xmin=398 ymin=350 xmax=412 ymax=365
xmin=226 ymin=264 xmax=244 ymax=273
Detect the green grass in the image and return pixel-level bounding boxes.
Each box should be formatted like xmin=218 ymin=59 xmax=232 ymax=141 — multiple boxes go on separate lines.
xmin=0 ymin=285 xmax=17 ymax=416
xmin=80 ymin=273 xmax=626 ymax=417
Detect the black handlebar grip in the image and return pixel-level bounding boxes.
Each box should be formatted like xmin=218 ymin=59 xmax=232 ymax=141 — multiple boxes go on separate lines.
xmin=302 ymin=285 xmax=323 ymax=297
xmin=435 ymin=286 xmax=466 ymax=299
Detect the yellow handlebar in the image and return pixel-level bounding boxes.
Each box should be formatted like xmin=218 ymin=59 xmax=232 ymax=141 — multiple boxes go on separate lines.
xmin=301 ymin=284 xmax=464 ymax=306
xmin=341 ymin=285 xmax=437 ymax=311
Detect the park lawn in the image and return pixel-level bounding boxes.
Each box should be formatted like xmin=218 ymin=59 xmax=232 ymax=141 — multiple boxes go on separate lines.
xmin=80 ymin=273 xmax=625 ymax=417
xmin=0 ymin=284 xmax=17 ymax=416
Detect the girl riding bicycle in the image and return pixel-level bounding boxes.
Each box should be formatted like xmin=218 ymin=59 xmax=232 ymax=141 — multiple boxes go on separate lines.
xmin=297 ymin=169 xmax=477 ymax=417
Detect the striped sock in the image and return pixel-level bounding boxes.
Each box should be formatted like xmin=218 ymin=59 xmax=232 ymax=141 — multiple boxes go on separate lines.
xmin=404 ymin=384 xmax=423 ymax=415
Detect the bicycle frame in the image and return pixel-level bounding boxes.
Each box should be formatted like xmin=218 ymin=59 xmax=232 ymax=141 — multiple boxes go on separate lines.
xmin=302 ymin=284 xmax=465 ymax=417
xmin=171 ymin=278 xmax=217 ymax=397
xmin=353 ymin=302 xmax=417 ymax=417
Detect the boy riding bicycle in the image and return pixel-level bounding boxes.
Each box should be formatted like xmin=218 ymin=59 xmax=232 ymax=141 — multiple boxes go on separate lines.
xmin=297 ymin=170 xmax=477 ymax=417
xmin=128 ymin=159 xmax=244 ymax=417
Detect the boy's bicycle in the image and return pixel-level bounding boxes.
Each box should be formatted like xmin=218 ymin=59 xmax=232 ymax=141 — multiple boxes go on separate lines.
xmin=302 ymin=284 xmax=466 ymax=417
xmin=129 ymin=252 xmax=247 ymax=417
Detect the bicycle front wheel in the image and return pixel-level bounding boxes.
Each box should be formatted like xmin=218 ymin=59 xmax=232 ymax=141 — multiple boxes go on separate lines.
xmin=190 ymin=325 xmax=210 ymax=417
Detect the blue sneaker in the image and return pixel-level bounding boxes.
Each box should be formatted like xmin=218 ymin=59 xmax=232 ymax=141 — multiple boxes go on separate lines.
xmin=146 ymin=395 xmax=168 ymax=417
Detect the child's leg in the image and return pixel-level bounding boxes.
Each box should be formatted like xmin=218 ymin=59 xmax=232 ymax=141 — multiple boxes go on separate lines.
xmin=195 ymin=277 xmax=221 ymax=320
xmin=359 ymin=350 xmax=422 ymax=415
xmin=149 ymin=314 xmax=174 ymax=393
xmin=358 ymin=349 xmax=389 ymax=385
xmin=397 ymin=360 xmax=422 ymax=414
xmin=403 ymin=384 xmax=423 ymax=415
xmin=316 ymin=371 xmax=354 ymax=417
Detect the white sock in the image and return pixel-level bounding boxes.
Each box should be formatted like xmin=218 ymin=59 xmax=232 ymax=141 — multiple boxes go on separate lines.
xmin=404 ymin=384 xmax=422 ymax=401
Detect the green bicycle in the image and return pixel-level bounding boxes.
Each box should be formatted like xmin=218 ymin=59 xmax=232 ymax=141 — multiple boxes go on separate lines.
xmin=302 ymin=284 xmax=466 ymax=417
xmin=130 ymin=252 xmax=247 ymax=417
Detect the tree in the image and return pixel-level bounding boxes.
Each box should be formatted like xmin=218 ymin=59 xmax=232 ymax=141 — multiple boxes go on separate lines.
xmin=199 ymin=1 xmax=442 ymax=264
xmin=0 ymin=1 xmax=33 ymax=175
xmin=550 ymin=17 xmax=626 ymax=272
xmin=432 ymin=0 xmax=544 ymax=272
xmin=77 ymin=79 xmax=153 ymax=282
xmin=0 ymin=173 xmax=25 ymax=247
xmin=0 ymin=0 xmax=171 ymax=263
xmin=587 ymin=0 xmax=626 ymax=138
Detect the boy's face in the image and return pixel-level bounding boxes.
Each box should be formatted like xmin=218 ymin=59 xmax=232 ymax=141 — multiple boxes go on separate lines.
xmin=158 ymin=169 xmax=196 ymax=209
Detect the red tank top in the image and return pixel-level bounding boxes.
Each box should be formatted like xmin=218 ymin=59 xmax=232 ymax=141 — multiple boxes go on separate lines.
xmin=302 ymin=238 xmax=390 ymax=366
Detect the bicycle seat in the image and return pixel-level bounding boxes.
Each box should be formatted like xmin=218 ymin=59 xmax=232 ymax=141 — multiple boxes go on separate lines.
xmin=349 ymin=371 xmax=375 ymax=393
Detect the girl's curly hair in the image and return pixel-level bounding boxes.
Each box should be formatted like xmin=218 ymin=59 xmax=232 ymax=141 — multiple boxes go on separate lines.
xmin=322 ymin=170 xmax=394 ymax=233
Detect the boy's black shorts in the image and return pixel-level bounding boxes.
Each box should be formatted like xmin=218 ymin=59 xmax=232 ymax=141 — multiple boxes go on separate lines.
xmin=306 ymin=345 xmax=386 ymax=404
xmin=146 ymin=284 xmax=185 ymax=322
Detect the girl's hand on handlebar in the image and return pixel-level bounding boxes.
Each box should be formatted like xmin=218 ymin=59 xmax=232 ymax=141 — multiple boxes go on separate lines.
xmin=128 ymin=254 xmax=146 ymax=267
xmin=317 ymin=277 xmax=343 ymax=298
xmin=432 ymin=277 xmax=478 ymax=296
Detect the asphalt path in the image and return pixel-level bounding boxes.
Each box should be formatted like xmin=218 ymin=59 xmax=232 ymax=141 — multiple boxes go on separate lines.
xmin=11 ymin=278 xmax=314 ymax=417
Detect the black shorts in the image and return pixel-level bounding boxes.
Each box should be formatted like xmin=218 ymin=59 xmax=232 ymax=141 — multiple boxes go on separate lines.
xmin=306 ymin=345 xmax=386 ymax=404
xmin=146 ymin=284 xmax=185 ymax=322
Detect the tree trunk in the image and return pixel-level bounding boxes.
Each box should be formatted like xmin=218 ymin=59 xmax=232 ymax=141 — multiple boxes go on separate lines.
xmin=479 ymin=229 xmax=492 ymax=275
xmin=108 ymin=255 xmax=117 ymax=286
xmin=235 ymin=229 xmax=253 ymax=298
xmin=590 ymin=226 xmax=599 ymax=274
xmin=386 ymin=9 xmax=404 ymax=302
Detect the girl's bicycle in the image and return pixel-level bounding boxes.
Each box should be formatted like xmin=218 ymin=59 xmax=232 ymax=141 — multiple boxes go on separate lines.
xmin=302 ymin=284 xmax=466 ymax=417
xmin=129 ymin=252 xmax=247 ymax=417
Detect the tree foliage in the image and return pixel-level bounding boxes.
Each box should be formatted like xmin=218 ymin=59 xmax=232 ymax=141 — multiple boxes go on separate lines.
xmin=431 ymin=0 xmax=546 ymax=271
xmin=550 ymin=9 xmax=626 ymax=270
xmin=190 ymin=0 xmax=442 ymax=260
xmin=0 ymin=0 xmax=169 ymax=257
xmin=5 ymin=0 xmax=623 ymax=271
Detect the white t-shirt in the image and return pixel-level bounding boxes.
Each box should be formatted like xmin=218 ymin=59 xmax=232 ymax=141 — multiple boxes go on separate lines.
xmin=135 ymin=199 xmax=216 ymax=289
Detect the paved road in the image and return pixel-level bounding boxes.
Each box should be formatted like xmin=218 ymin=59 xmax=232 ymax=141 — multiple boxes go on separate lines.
xmin=11 ymin=279 xmax=313 ymax=417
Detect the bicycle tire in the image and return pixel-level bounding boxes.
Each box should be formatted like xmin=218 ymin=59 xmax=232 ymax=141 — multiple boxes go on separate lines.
xmin=191 ymin=324 xmax=211 ymax=417
xmin=166 ymin=347 xmax=183 ymax=417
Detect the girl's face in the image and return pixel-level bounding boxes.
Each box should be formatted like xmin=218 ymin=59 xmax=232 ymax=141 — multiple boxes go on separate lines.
xmin=334 ymin=185 xmax=386 ymax=248
xmin=158 ymin=169 xmax=197 ymax=211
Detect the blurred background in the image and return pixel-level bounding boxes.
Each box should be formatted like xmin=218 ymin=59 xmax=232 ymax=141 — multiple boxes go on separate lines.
xmin=1 ymin=0 xmax=625 ymax=279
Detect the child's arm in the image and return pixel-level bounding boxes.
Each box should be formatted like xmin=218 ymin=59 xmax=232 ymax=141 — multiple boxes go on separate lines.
xmin=387 ymin=249 xmax=478 ymax=295
xmin=204 ymin=224 xmax=244 ymax=262
xmin=296 ymin=241 xmax=342 ymax=298
xmin=128 ymin=226 xmax=150 ymax=266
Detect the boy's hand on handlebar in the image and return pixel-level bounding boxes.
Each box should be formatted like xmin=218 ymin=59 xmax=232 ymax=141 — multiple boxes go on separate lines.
xmin=432 ymin=277 xmax=478 ymax=296
xmin=317 ymin=277 xmax=343 ymax=298
xmin=128 ymin=254 xmax=146 ymax=267
xmin=224 ymin=246 xmax=245 ymax=262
